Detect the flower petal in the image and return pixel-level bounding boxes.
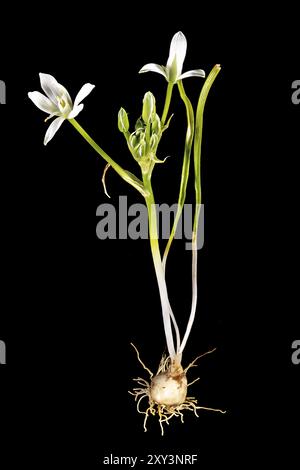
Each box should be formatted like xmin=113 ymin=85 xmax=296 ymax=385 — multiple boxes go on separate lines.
xmin=139 ymin=63 xmax=168 ymax=79
xmin=44 ymin=116 xmax=65 ymax=145
xmin=28 ymin=91 xmax=58 ymax=114
xmin=39 ymin=73 xmax=72 ymax=107
xmin=178 ymin=69 xmax=206 ymax=80
xmin=74 ymin=83 xmax=95 ymax=108
xmin=166 ymin=31 xmax=187 ymax=78
xmin=67 ymin=104 xmax=84 ymax=119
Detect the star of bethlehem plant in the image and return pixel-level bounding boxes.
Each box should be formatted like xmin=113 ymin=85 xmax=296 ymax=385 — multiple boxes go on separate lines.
xmin=28 ymin=31 xmax=225 ymax=435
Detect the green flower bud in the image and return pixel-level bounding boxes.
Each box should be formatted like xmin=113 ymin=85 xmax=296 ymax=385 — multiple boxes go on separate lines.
xmin=137 ymin=140 xmax=146 ymax=159
xmin=151 ymin=114 xmax=161 ymax=135
xmin=118 ymin=107 xmax=129 ymax=133
xmin=135 ymin=118 xmax=144 ymax=131
xmin=142 ymin=92 xmax=156 ymax=124
xmin=135 ymin=129 xmax=145 ymax=140
xmin=129 ymin=134 xmax=139 ymax=150
xmin=150 ymin=134 xmax=159 ymax=151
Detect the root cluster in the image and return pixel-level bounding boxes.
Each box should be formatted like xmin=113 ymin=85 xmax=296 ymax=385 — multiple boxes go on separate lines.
xmin=129 ymin=344 xmax=226 ymax=435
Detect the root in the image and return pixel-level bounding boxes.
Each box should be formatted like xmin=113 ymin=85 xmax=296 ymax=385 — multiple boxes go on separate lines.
xmin=129 ymin=344 xmax=226 ymax=436
xmin=183 ymin=347 xmax=216 ymax=373
xmin=130 ymin=343 xmax=153 ymax=378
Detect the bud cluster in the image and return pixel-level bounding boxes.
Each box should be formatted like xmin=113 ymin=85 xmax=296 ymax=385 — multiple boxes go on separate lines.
xmin=118 ymin=92 xmax=165 ymax=174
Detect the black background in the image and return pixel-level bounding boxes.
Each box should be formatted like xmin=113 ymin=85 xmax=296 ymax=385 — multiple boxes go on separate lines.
xmin=0 ymin=3 xmax=299 ymax=468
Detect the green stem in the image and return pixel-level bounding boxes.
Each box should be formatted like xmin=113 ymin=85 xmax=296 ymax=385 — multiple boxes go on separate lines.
xmin=69 ymin=118 xmax=147 ymax=198
xmin=161 ymin=82 xmax=174 ymax=127
xmin=142 ymin=173 xmax=181 ymax=359
xmin=162 ymin=80 xmax=194 ymax=270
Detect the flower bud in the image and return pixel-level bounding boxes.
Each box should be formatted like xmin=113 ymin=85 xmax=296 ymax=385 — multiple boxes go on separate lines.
xmin=135 ymin=129 xmax=145 ymax=140
xmin=135 ymin=118 xmax=144 ymax=131
xmin=150 ymin=134 xmax=159 ymax=151
xmin=129 ymin=134 xmax=138 ymax=150
xmin=118 ymin=107 xmax=129 ymax=133
xmin=142 ymin=92 xmax=156 ymax=124
xmin=137 ymin=140 xmax=146 ymax=159
xmin=151 ymin=114 xmax=161 ymax=135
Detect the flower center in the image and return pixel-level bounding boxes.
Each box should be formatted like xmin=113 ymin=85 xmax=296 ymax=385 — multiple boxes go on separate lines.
xmin=56 ymin=95 xmax=71 ymax=116
xmin=57 ymin=96 xmax=67 ymax=110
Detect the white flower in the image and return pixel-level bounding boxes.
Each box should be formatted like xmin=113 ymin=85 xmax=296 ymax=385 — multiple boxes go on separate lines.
xmin=139 ymin=31 xmax=205 ymax=84
xmin=28 ymin=73 xmax=95 ymax=145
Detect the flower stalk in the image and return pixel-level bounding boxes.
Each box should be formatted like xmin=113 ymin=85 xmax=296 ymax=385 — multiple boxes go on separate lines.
xmin=161 ymin=83 xmax=174 ymax=127
xmin=162 ymin=80 xmax=195 ymax=270
xmin=142 ymin=172 xmax=181 ymax=361
xmin=69 ymin=119 xmax=148 ymax=198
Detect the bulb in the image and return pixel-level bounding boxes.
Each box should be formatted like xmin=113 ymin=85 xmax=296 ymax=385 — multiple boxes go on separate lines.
xmin=150 ymin=367 xmax=187 ymax=406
